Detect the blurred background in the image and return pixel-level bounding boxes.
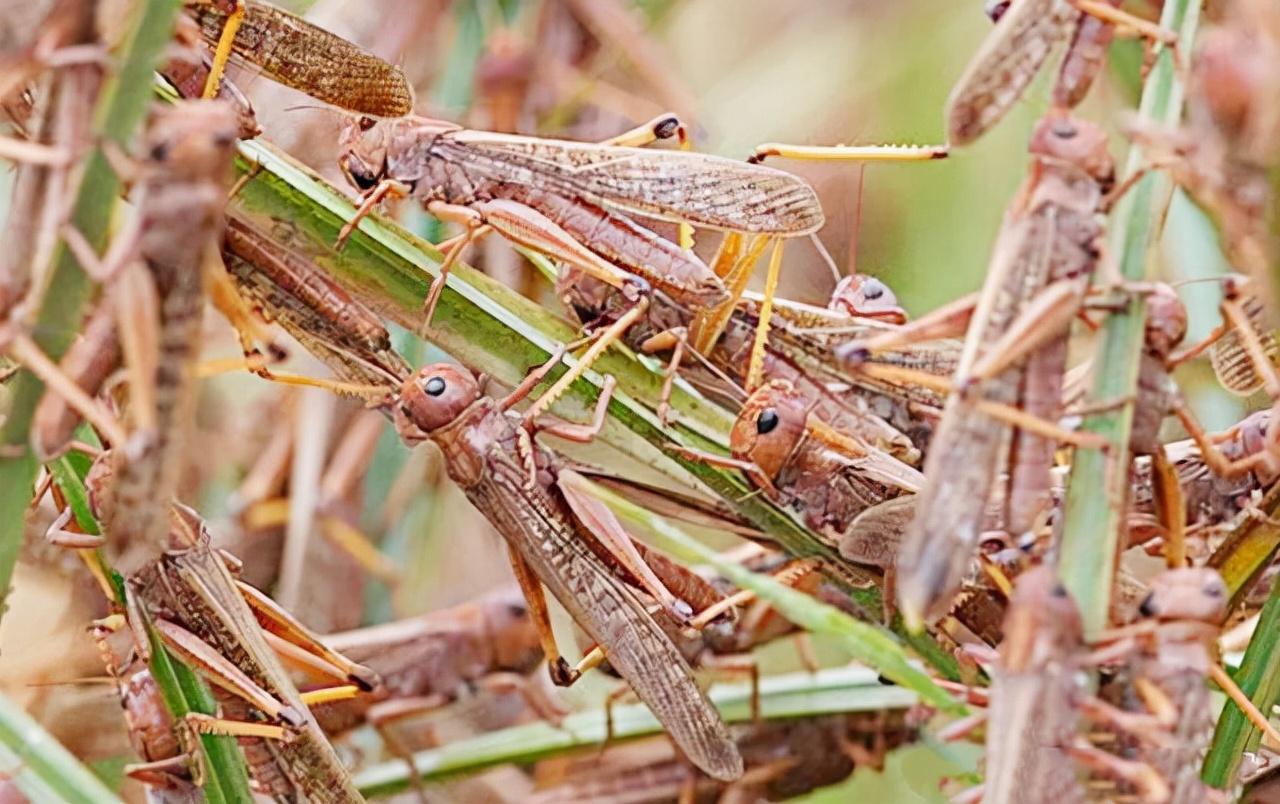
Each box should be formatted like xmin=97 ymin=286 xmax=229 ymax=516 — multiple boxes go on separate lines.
xmin=0 ymin=1 xmax=1252 ymax=800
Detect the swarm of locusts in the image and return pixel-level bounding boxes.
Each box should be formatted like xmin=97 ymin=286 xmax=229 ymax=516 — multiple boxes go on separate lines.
xmin=3 ymin=0 xmax=1280 ymax=801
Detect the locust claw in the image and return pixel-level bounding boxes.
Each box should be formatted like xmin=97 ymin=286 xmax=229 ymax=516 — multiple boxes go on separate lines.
xmin=549 ymin=658 xmax=580 ymax=687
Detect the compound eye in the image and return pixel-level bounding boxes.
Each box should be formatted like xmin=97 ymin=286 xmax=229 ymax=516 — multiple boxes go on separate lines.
xmin=358 ymin=115 xmax=377 ymax=131
xmin=756 ymin=409 xmax=779 ymax=435
xmin=349 ymin=164 xmax=380 ymax=191
xmin=862 ymin=279 xmax=885 ymax=300
xmin=424 ymin=376 xmax=447 ymax=397
xmin=1052 ymin=120 xmax=1078 ymax=139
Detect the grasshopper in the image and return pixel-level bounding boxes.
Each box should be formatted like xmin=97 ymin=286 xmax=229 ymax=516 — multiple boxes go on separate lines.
xmin=184 ymin=0 xmax=414 ymax=115
xmin=12 ymin=101 xmax=241 ymax=576
xmin=677 ymin=378 xmax=924 ymax=624
xmin=527 ymin=709 xmax=919 ymax=804
xmin=334 ymin=113 xmax=822 ymax=326
xmin=976 ymin=565 xmax=1089 ymax=804
xmin=559 ymin=269 xmax=934 ymax=462
xmin=391 ymin=361 xmax=744 ymax=781
xmin=315 ymin=587 xmax=548 ymax=741
xmin=845 ymin=114 xmax=1116 ymax=627
xmin=946 ymin=0 xmax=1176 ymax=145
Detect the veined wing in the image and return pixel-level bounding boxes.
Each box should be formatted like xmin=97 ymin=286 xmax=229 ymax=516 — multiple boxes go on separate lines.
xmin=432 ymin=130 xmax=824 ymax=235
xmin=187 ymin=0 xmax=414 ymax=116
xmin=470 ymin=450 xmax=743 ymax=782
xmin=945 ymin=0 xmax=1077 ymax=144
xmin=843 ymin=448 xmax=926 ymax=496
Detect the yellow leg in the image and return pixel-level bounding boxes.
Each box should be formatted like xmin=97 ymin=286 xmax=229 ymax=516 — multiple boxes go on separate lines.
xmin=522 ymin=299 xmax=648 ymax=422
xmin=201 ymin=0 xmax=246 ymax=99
xmin=744 ymin=239 xmax=783 ymax=392
xmin=749 ymin=142 xmax=947 ymax=165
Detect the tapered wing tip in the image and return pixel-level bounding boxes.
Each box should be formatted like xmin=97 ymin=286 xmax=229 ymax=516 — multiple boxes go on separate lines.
xmin=348 ymin=663 xmax=382 ymax=692
xmin=697 ymin=744 xmax=746 ymax=782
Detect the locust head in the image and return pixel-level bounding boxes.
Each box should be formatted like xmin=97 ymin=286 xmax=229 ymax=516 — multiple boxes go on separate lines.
xmin=395 ymin=363 xmax=482 ymax=439
xmin=142 ymin=101 xmax=239 ymax=184
xmin=1137 ymin=568 xmax=1228 ymax=624
xmin=999 ymin=566 xmax=1083 ymax=672
xmin=828 ymin=274 xmax=908 ymax=324
xmin=1028 ymin=114 xmax=1115 ymax=189
xmin=983 ymin=0 xmax=1011 ymax=23
xmin=1143 ymin=283 xmax=1188 ymax=358
xmin=338 ymin=115 xmax=397 ymax=192
xmin=483 ymin=591 xmax=544 ymax=672
xmin=731 ymin=381 xmax=809 ymax=481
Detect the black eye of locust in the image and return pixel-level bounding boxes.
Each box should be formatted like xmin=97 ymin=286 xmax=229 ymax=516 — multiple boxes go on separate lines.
xmin=756 ymin=409 xmax=779 ymax=435
xmin=425 ymin=377 xmax=447 ymax=397
xmin=863 ymin=280 xmax=884 ymax=299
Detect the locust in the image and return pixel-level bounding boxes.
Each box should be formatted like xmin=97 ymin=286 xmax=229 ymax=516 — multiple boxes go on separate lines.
xmin=90 ymin=617 xmax=202 ymax=794
xmin=677 ymin=378 xmax=924 ymax=624
xmin=1073 ymin=569 xmax=1252 ymax=803
xmin=220 ymin=213 xmax=413 ymax=395
xmin=391 ymin=361 xmax=744 ymax=781
xmin=559 ymin=267 xmax=944 ymax=463
xmin=0 ymin=0 xmax=96 ymax=326
xmin=314 ymin=586 xmax=548 ymax=741
xmin=11 ymin=101 xmax=239 ymax=575
xmin=184 ymin=0 xmax=414 ymax=115
xmin=334 ymin=113 xmax=824 ymax=420
xmin=337 ymin=114 xmax=821 ymax=306
xmin=844 ymin=114 xmax=1115 ymax=628
xmin=946 ymin=0 xmax=1176 ymax=145
xmin=39 ymin=457 xmax=379 ymax=801
xmin=125 ymin=504 xmax=375 ymax=802
xmin=526 ymin=709 xmax=919 ymax=804
xmin=975 ymin=565 xmax=1089 ymax=804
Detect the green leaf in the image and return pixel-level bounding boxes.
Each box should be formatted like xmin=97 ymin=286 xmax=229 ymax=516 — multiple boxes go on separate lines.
xmin=1203 ymin=572 xmax=1280 ymax=787
xmin=354 ymin=666 xmax=917 ymax=797
xmin=1058 ymin=0 xmax=1203 ymax=638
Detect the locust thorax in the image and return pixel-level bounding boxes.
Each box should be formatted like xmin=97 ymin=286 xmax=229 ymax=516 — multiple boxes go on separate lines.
xmin=828 ymin=275 xmax=908 ymax=324
xmin=731 ymin=381 xmax=809 ymax=481
xmin=1137 ymin=568 xmax=1228 ymax=624
xmin=395 ymin=363 xmax=482 ymax=438
xmin=1028 ymin=114 xmax=1116 ymax=190
xmin=999 ymin=566 xmax=1083 ymax=673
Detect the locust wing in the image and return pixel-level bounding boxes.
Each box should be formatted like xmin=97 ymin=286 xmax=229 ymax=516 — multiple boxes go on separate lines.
xmin=432 ymin=130 xmax=824 ymax=235
xmin=187 ymin=0 xmax=414 ymax=116
xmin=945 ymin=0 xmax=1077 ymax=144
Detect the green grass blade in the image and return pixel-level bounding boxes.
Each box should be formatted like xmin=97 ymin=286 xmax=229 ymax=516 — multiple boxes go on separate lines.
xmin=0 ymin=0 xmax=184 ymax=621
xmin=353 ymin=666 xmax=916 ymax=797
xmin=1202 ymin=573 xmax=1280 ymax=787
xmin=0 ymin=692 xmax=122 ymax=804
xmin=1058 ymin=0 xmax=1202 ymax=638
xmin=577 ymin=475 xmax=960 ymax=712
